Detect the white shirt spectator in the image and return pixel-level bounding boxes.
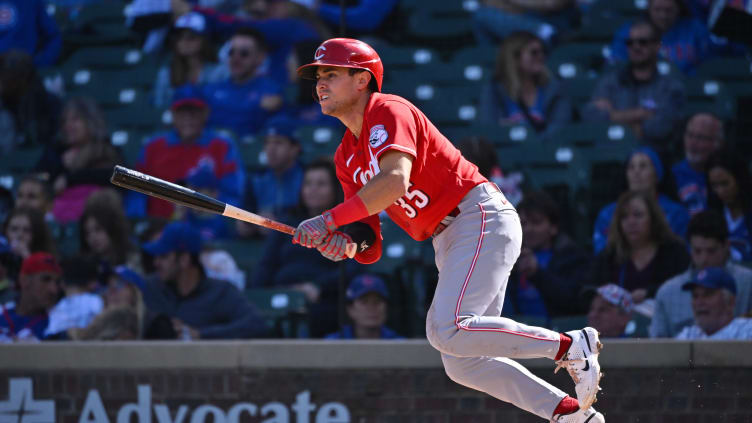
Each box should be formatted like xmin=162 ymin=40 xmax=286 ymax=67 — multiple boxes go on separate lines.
xmin=675 ymin=317 xmax=752 ymax=340
xmin=45 ymin=293 xmax=104 ymax=336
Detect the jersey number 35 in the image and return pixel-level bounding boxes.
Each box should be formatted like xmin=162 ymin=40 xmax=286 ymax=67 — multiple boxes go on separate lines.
xmin=394 ymin=183 xmax=429 ymax=219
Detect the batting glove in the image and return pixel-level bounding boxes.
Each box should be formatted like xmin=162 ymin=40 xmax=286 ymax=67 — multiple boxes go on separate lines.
xmin=317 ymin=231 xmax=353 ymax=262
xmin=293 ymin=211 xmax=337 ymax=248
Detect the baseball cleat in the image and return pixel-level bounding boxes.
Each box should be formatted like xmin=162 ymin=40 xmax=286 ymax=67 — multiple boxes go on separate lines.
xmin=554 ymin=327 xmax=603 ymax=410
xmin=551 ymin=407 xmax=605 ymax=422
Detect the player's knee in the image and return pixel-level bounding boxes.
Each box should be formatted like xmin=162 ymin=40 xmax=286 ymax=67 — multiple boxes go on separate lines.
xmin=441 ymin=356 xmax=471 ymax=385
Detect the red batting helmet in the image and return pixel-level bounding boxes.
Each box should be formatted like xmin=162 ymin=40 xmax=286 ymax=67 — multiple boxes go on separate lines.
xmin=296 ymin=38 xmax=383 ymax=92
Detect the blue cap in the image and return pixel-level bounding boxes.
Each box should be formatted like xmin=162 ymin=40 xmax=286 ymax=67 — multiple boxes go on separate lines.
xmin=682 ymin=267 xmax=737 ymax=295
xmin=346 ymin=274 xmax=389 ymax=301
xmin=114 ymin=265 xmax=145 ymax=291
xmin=142 ymin=222 xmax=203 ymax=256
xmin=172 ymin=84 xmax=207 ymax=109
xmin=186 ymin=161 xmax=219 ymax=190
xmin=0 ymin=235 xmax=9 ymax=254
xmin=629 ymin=146 xmax=664 ymax=182
xmin=264 ymin=118 xmax=299 ymax=144
xmin=174 ymin=12 xmax=207 ymax=34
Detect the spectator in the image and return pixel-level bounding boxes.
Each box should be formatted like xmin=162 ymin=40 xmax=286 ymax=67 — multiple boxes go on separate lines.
xmin=90 ymin=265 xmax=147 ymax=340
xmin=610 ymin=0 xmax=711 ymax=74
xmin=141 ymin=221 xmax=267 ymax=339
xmin=153 ymin=12 xmax=228 ymax=108
xmin=0 ymin=236 xmax=19 ymax=303
xmin=479 ymin=32 xmax=572 ymax=138
xmin=504 ymin=191 xmax=589 ymax=319
xmin=592 ymin=146 xmax=689 ymax=253
xmin=252 ymin=158 xmax=363 ymax=336
xmin=0 ymin=50 xmax=62 ymax=147
xmin=672 ymin=112 xmax=724 ymax=215
xmin=472 ymin=0 xmax=577 ymax=45
xmin=676 ymin=267 xmax=752 ymax=339
xmin=706 ymin=151 xmax=752 ymax=262
xmin=203 ymin=28 xmax=283 ymax=139
xmin=0 ymin=252 xmax=60 ymax=342
xmin=586 ymin=284 xmax=634 ymax=338
xmin=241 ymin=118 xmax=303 ymax=228
xmin=325 ymin=274 xmax=404 ymax=339
xmin=650 ymin=210 xmax=752 ymax=337
xmin=0 ymin=0 xmax=61 ymax=66
xmin=586 ymin=190 xmax=690 ymax=302
xmin=0 ymin=186 xmax=13 ymax=224
xmin=314 ymin=0 xmax=398 ymax=35
xmin=76 ymin=306 xmax=141 ymax=341
xmin=180 ymin=161 xmax=234 ymax=241
xmin=583 ymin=20 xmax=685 ymax=147
xmin=456 ymin=136 xmax=523 ymax=206
xmin=125 ymin=85 xmax=245 ymax=219
xmin=35 ymin=97 xmax=120 ymax=223
xmin=14 ymin=175 xmax=53 ymax=221
xmin=44 ymin=255 xmax=104 ymax=338
xmin=2 ymin=207 xmax=55 ymax=259
xmin=79 ymin=190 xmax=136 ymax=268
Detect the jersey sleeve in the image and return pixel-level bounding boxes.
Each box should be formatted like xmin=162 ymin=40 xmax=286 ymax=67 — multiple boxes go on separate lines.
xmin=366 ymin=101 xmax=418 ymax=162
xmin=335 ymin=149 xmax=382 ymax=264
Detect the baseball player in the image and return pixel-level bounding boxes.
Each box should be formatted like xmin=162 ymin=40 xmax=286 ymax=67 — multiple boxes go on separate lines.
xmin=291 ymin=38 xmax=604 ymax=422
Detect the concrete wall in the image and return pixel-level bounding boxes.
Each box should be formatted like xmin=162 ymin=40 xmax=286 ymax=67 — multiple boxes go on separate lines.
xmin=0 ymin=340 xmax=750 ymax=422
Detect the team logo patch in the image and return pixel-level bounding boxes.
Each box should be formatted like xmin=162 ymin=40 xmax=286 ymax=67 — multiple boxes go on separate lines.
xmin=0 ymin=4 xmax=17 ymax=29
xmin=368 ymin=125 xmax=388 ymax=148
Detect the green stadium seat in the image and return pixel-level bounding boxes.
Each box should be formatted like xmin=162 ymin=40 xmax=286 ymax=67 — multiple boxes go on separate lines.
xmin=406 ymin=11 xmax=474 ymax=48
xmin=547 ymin=42 xmax=610 ymax=78
xmin=65 ymin=46 xmax=157 ymax=71
xmin=378 ymin=44 xmax=440 ymax=69
xmin=550 ymin=315 xmax=588 ymax=332
xmin=451 ymin=45 xmax=497 ymax=69
xmin=239 ymin=138 xmax=266 ymax=172
xmin=245 ymin=288 xmax=308 ymax=338
xmin=0 ymin=147 xmax=44 ymax=176
xmin=625 ymin=313 xmax=651 ymax=338
xmin=509 ymin=314 xmax=548 ymax=328
xmin=295 ymin=125 xmax=343 ymax=161
xmin=369 ymin=217 xmax=424 ymax=279
xmin=696 ymin=57 xmax=752 ymax=81
xmin=50 ymin=221 xmax=80 ymax=258
xmin=207 ymin=238 xmax=266 ymax=276
xmin=683 ymin=78 xmax=735 ymax=119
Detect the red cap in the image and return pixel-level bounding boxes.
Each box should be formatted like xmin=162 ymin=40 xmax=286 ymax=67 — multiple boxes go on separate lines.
xmin=20 ymin=252 xmax=62 ymax=276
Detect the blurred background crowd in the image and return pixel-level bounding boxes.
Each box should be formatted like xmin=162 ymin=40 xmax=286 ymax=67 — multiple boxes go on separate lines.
xmin=0 ymin=0 xmax=751 ymax=343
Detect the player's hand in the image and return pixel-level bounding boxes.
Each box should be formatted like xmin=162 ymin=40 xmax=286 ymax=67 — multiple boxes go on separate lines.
xmin=317 ymin=231 xmax=353 ymax=262
xmin=293 ymin=211 xmax=337 ymax=248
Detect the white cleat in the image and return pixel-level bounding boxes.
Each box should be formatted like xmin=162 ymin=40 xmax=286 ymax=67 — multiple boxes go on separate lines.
xmin=551 ymin=407 xmax=605 ymax=422
xmin=554 ymin=327 xmax=603 ymax=410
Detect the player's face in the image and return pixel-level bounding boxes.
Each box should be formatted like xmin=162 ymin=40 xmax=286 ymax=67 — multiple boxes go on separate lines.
xmin=16 ymin=181 xmax=47 ymax=211
xmin=347 ymin=292 xmax=387 ymax=330
xmin=84 ymin=216 xmax=111 ymax=256
xmin=620 ymin=197 xmax=651 ymax=246
xmin=587 ymin=295 xmax=630 ymax=338
xmin=301 ymin=168 xmax=335 ymax=214
xmin=626 ymin=153 xmax=657 ymax=192
xmin=691 ymin=286 xmax=733 ymax=335
xmin=708 ymin=167 xmax=738 ymax=207
xmin=315 ymin=66 xmax=361 ymax=117
xmin=684 ymin=114 xmax=722 ymax=165
xmin=689 ymin=236 xmax=729 ymax=269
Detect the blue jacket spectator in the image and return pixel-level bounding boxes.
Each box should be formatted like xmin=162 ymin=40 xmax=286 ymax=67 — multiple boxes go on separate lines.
xmin=479 ymin=31 xmax=571 ymax=139
xmin=126 ymin=85 xmax=245 ymax=219
xmin=584 ymin=21 xmax=685 ymax=148
xmin=317 ymin=0 xmax=398 ymax=33
xmin=141 ymin=222 xmax=267 ymax=339
xmin=325 ymin=274 xmax=404 ymax=340
xmin=0 ymin=253 xmax=60 ymax=342
xmin=202 ymin=28 xmax=283 ymax=139
xmin=671 ymin=112 xmax=724 ymax=215
xmin=0 ymin=0 xmax=61 ymax=66
xmin=593 ymin=147 xmax=689 ymax=253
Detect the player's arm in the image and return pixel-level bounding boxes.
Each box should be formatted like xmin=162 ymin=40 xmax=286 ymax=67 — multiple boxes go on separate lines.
xmin=356 ymin=151 xmax=414 ymax=214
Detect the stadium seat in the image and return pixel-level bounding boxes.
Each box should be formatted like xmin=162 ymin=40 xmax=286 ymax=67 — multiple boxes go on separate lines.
xmin=50 ymin=222 xmax=80 ymax=258
xmin=547 ymin=42 xmax=610 ymax=78
xmin=377 ymin=44 xmax=440 ymax=69
xmin=406 ymin=10 xmax=475 ymax=49
xmin=245 ymin=288 xmax=308 ymax=338
xmin=208 ymin=238 xmax=266 ymax=276
xmin=64 ymin=46 xmax=157 ymax=71
xmin=550 ymin=315 xmax=588 ymax=332
xmin=683 ymin=78 xmax=735 ymax=119
xmin=696 ymin=57 xmax=752 ymax=81
xmin=295 ymin=125 xmax=343 ymax=161
xmin=369 ymin=217 xmax=423 ymax=279
xmin=0 ymin=147 xmax=44 ymax=176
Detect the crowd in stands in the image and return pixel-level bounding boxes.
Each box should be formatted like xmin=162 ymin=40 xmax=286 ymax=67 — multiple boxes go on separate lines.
xmin=0 ymin=0 xmax=751 ymax=343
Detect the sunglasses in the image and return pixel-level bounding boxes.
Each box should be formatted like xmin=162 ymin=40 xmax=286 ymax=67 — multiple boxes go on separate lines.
xmin=229 ymin=48 xmax=252 ymax=58
xmin=625 ymin=37 xmax=655 ymax=47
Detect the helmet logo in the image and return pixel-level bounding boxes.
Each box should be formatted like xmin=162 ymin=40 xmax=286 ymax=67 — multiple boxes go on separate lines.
xmin=314 ymin=45 xmax=327 ymax=60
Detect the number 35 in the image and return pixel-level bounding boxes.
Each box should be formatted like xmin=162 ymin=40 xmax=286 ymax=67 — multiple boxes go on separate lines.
xmin=394 ymin=184 xmax=429 ymax=218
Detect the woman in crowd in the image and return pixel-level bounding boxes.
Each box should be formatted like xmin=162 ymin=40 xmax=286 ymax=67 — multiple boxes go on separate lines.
xmin=587 ymin=190 xmax=689 ymax=303
xmin=78 ymin=190 xmax=136 ymax=268
xmin=35 ymin=97 xmax=120 ymax=223
xmin=478 ymin=31 xmax=572 ymax=139
xmin=2 ymin=207 xmax=55 ymax=259
xmin=592 ymin=146 xmax=688 ymax=253
xmin=152 ymin=12 xmax=227 ymax=108
xmin=706 ymin=151 xmax=752 ymax=262
xmin=251 ymin=158 xmax=364 ymax=337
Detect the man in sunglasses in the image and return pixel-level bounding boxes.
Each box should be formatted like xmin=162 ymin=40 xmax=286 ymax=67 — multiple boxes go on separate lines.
xmin=584 ymin=20 xmax=686 ymax=151
xmin=204 ymin=27 xmax=283 ymax=140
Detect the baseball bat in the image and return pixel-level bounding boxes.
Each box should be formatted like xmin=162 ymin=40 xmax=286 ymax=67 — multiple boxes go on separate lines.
xmin=110 ymin=165 xmax=355 ymax=258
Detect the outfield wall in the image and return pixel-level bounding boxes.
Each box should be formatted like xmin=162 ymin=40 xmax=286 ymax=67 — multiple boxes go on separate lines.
xmin=1 ymin=340 xmax=750 ymax=422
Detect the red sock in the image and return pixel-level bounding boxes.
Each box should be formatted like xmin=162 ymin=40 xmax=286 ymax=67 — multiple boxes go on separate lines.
xmin=554 ymin=333 xmax=572 ymax=361
xmin=553 ymin=396 xmax=580 ymax=416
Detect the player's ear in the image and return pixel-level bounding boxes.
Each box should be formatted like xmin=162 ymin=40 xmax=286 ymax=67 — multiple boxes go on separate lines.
xmin=358 ymin=71 xmax=372 ymax=91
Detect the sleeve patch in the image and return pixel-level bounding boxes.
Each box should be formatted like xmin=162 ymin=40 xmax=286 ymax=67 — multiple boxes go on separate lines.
xmin=368 ymin=124 xmax=389 ymax=148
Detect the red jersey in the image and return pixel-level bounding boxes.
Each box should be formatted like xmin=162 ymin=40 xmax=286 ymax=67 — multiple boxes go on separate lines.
xmin=334 ymin=93 xmax=486 ymax=248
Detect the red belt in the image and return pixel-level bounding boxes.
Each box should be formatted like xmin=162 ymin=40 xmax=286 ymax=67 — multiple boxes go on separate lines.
xmin=432 ymin=206 xmax=460 ymax=237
